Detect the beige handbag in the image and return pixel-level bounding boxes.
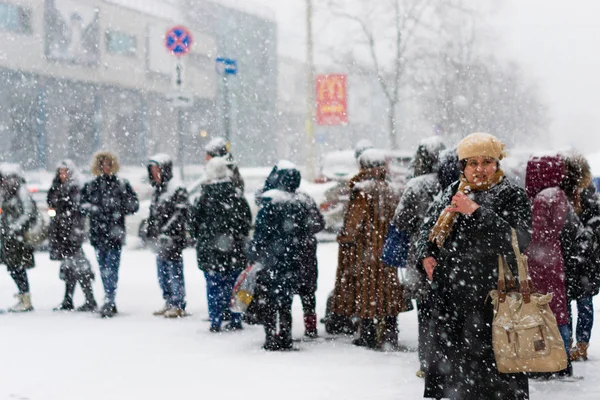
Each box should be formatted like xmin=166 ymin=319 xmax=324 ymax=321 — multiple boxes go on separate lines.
xmin=488 ymin=230 xmax=568 ymax=373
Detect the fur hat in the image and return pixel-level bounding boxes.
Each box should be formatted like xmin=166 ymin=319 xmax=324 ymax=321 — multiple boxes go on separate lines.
xmin=205 ymin=137 xmax=229 ymax=158
xmin=91 ymin=151 xmax=120 ymax=176
xmin=457 ymin=133 xmax=506 ymax=161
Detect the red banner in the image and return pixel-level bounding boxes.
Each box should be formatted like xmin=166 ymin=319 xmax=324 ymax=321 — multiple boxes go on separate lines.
xmin=316 ymin=74 xmax=348 ymax=125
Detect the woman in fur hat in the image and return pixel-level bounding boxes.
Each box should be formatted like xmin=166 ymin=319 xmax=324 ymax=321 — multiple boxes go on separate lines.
xmin=416 ymin=133 xmax=531 ymax=399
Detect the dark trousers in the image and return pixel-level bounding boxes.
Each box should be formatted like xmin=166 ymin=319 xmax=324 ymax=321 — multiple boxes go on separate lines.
xmin=264 ymin=295 xmax=293 ymax=340
xmin=568 ymin=297 xmax=594 ymax=343
xmin=300 ymin=293 xmax=316 ymax=315
xmin=417 ymin=297 xmax=431 ymax=370
xmin=9 ymin=268 xmax=30 ymax=294
xmin=204 ymin=270 xmax=241 ymax=329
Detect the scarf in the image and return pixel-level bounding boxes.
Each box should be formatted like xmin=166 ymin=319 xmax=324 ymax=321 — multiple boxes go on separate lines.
xmin=429 ymin=169 xmax=505 ymax=247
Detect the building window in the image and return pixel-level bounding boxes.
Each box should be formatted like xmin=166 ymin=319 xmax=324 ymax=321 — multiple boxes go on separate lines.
xmin=0 ymin=2 xmax=32 ymax=34
xmin=105 ymin=30 xmax=136 ymax=56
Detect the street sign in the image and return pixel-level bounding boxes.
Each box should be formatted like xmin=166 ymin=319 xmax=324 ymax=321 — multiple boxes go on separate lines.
xmin=166 ymin=92 xmax=194 ymax=108
xmin=216 ymin=57 xmax=238 ymax=75
xmin=316 ymin=74 xmax=348 ymax=125
xmin=165 ymin=26 xmax=193 ymax=56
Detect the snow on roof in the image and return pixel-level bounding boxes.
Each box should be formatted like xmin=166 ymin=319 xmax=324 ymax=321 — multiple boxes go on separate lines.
xmin=276 ymin=160 xmax=297 ymax=170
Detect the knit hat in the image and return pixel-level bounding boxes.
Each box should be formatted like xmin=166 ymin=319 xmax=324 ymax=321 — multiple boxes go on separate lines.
xmin=457 ymin=133 xmax=506 ymax=161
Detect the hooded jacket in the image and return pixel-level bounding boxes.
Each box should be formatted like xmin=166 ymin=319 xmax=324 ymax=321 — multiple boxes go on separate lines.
xmin=81 ymin=151 xmax=139 ymax=250
xmin=146 ymin=154 xmax=190 ymax=260
xmin=47 ymin=160 xmax=86 ymax=261
xmin=248 ymin=166 xmax=310 ymax=297
xmin=0 ymin=164 xmax=36 ymax=269
xmin=205 ymin=138 xmax=245 ymax=193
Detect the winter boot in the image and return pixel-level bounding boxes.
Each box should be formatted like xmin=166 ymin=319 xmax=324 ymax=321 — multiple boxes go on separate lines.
xmin=76 ymin=300 xmax=98 ymax=312
xmin=54 ymin=281 xmax=76 ymax=311
xmin=304 ymin=313 xmax=318 ymax=338
xmin=153 ymin=302 xmax=170 ymax=316
xmin=164 ymin=307 xmax=186 ymax=318
xmin=77 ymin=277 xmax=97 ymax=312
xmin=352 ymin=319 xmax=377 ymax=349
xmin=8 ymin=293 xmax=34 ymax=313
xmin=262 ymin=310 xmax=280 ymax=351
xmin=100 ymin=303 xmax=118 ymax=318
xmin=570 ymin=342 xmax=589 ymax=361
xmin=53 ymin=298 xmax=74 ymax=311
xmin=380 ymin=316 xmax=400 ymax=351
xmin=223 ymin=321 xmax=244 ymax=331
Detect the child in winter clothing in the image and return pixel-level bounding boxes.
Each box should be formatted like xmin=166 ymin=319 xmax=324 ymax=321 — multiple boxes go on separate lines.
xmin=0 ymin=164 xmax=37 ymax=312
xmin=191 ymin=157 xmax=251 ymax=332
xmin=248 ymin=162 xmax=310 ymax=350
xmin=48 ymin=160 xmax=96 ymax=312
xmin=146 ymin=154 xmax=190 ymax=318
xmin=81 ymin=151 xmax=139 ymax=318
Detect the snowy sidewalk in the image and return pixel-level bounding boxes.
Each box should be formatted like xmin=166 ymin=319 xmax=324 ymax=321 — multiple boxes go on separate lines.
xmin=1 ymin=243 xmax=598 ymax=399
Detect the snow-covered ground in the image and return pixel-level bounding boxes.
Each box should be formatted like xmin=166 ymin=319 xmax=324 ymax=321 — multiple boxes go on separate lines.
xmin=1 ymin=242 xmax=599 ymax=400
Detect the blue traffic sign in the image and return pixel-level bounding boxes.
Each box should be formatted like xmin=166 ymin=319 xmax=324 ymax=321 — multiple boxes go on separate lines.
xmin=165 ymin=26 xmax=193 ymax=56
xmin=216 ymin=57 xmax=238 ymax=75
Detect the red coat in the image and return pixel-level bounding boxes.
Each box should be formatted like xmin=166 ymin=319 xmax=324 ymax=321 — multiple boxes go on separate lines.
xmin=525 ymin=156 xmax=569 ymax=325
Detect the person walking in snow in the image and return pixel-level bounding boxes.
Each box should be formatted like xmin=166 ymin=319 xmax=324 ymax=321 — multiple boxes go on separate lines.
xmin=49 ymin=160 xmax=97 ymax=312
xmin=191 ymin=157 xmax=251 ymax=332
xmin=525 ymin=154 xmax=589 ymax=378
xmin=560 ymin=151 xmax=600 ymax=362
xmin=255 ymin=161 xmax=325 ymax=338
xmin=248 ymin=162 xmax=309 ymax=350
xmin=385 ymin=137 xmax=446 ymax=373
xmin=0 ymin=164 xmax=37 ymax=312
xmin=146 ymin=154 xmax=190 ymax=318
xmin=81 ymin=151 xmax=139 ymax=318
xmin=205 ymin=137 xmax=244 ymax=193
xmin=416 ymin=133 xmax=531 ymax=399
xmin=330 ymin=149 xmax=408 ymax=350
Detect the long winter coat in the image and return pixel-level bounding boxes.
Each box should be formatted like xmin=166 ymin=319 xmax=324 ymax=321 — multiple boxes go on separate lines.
xmin=191 ymin=180 xmax=251 ymax=273
xmin=416 ymin=176 xmax=531 ymax=400
xmin=331 ymin=167 xmax=407 ymax=319
xmin=525 ymin=156 xmax=585 ymax=326
xmin=0 ymin=168 xmax=36 ymax=270
xmin=248 ymin=172 xmax=309 ymax=299
xmin=146 ymin=162 xmax=190 ymax=261
xmin=81 ymin=152 xmax=139 ymax=250
xmin=47 ymin=163 xmax=86 ymax=261
xmin=565 ymin=184 xmax=600 ymax=299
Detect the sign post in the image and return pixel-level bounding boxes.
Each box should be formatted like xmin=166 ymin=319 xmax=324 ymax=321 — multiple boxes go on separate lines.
xmin=165 ymin=25 xmax=193 ymax=181
xmin=215 ymin=57 xmax=238 ymax=144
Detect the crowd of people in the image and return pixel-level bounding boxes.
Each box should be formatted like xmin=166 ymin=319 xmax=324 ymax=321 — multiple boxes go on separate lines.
xmin=1 ymin=132 xmax=599 ymax=399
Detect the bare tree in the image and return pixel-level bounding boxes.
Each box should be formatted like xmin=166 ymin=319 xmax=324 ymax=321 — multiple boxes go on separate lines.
xmin=325 ymin=0 xmax=436 ymax=148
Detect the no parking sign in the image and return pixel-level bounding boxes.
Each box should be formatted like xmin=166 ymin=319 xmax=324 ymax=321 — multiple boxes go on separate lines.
xmin=165 ymin=26 xmax=193 ymax=56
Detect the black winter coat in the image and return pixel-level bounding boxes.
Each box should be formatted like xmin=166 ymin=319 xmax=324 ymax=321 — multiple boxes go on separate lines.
xmin=0 ymin=183 xmax=36 ymax=270
xmin=191 ymin=181 xmax=251 ymax=273
xmin=81 ymin=175 xmax=139 ymax=250
xmin=48 ymin=178 xmax=86 ymax=261
xmin=296 ymin=192 xmax=325 ymax=295
xmin=147 ymin=181 xmax=190 ymax=261
xmin=416 ymin=178 xmax=532 ymax=400
xmin=248 ymin=189 xmax=310 ymax=299
xmin=565 ymin=186 xmax=600 ymax=299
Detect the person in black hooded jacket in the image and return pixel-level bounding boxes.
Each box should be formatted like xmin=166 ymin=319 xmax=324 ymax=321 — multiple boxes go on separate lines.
xmin=48 ymin=160 xmax=96 ymax=312
xmin=191 ymin=157 xmax=251 ymax=332
xmin=146 ymin=154 xmax=190 ymax=318
xmin=248 ymin=162 xmax=311 ymax=350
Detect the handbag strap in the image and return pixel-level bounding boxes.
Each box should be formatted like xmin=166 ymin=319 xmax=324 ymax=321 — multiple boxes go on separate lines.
xmin=496 ymin=255 xmax=516 ymax=303
xmin=510 ymin=228 xmax=531 ymax=303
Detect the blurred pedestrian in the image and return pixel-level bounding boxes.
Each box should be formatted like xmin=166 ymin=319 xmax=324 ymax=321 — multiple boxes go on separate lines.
xmin=48 ymin=160 xmax=96 ymax=312
xmin=205 ymin=137 xmax=244 ymax=193
xmin=0 ymin=164 xmax=36 ymax=312
xmin=81 ymin=151 xmax=139 ymax=318
xmin=191 ymin=157 xmax=251 ymax=332
xmin=146 ymin=154 xmax=189 ymax=318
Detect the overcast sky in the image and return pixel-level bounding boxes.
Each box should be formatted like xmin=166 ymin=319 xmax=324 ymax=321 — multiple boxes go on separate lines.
xmin=230 ymin=0 xmax=600 ymax=154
